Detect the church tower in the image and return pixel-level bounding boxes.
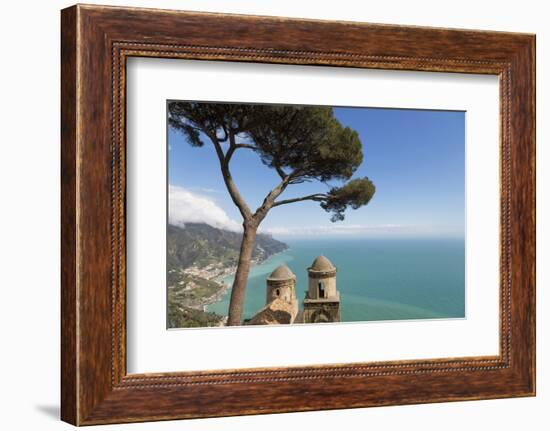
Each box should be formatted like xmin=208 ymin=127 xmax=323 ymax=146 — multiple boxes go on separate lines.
xmin=266 ymin=264 xmax=298 ymax=310
xmin=246 ymin=265 xmax=299 ymax=325
xmin=303 ymin=256 xmax=341 ymax=323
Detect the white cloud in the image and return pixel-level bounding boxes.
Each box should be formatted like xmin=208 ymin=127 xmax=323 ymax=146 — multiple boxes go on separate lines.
xmin=169 ymin=185 xmax=241 ymax=231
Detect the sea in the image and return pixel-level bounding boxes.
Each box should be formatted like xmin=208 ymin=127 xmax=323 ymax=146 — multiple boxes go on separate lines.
xmin=206 ymin=237 xmax=465 ymax=322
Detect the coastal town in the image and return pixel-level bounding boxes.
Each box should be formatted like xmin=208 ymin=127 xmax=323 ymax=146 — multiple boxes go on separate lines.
xmin=166 ymin=222 xmax=288 ymax=328
xmin=168 ymin=262 xmax=235 ymax=312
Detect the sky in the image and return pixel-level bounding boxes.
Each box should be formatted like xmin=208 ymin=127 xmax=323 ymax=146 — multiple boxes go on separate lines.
xmin=168 ymin=105 xmax=465 ymax=239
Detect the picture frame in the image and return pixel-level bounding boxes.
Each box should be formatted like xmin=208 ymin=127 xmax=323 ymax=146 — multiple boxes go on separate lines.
xmin=61 ymin=4 xmax=535 ymax=425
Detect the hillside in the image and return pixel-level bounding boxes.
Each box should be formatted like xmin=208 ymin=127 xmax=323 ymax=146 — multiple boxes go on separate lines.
xmin=167 ymin=223 xmax=288 ymax=328
xmin=167 ymin=223 xmax=288 ymax=271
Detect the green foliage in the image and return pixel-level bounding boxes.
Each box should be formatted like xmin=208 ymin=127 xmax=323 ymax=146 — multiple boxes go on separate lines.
xmin=246 ymin=106 xmax=363 ymax=182
xmin=167 ymin=301 xmax=224 ymax=328
xmin=168 ymin=102 xmax=257 ymax=147
xmin=169 ymin=103 xmax=363 ymax=183
xmin=167 ymin=264 xmax=227 ymax=328
xmin=321 ymin=177 xmax=376 ymax=222
xmin=168 ymin=102 xmax=375 ymax=223
xmin=168 ymin=277 xmax=225 ymax=328
xmin=169 ymin=273 xmax=222 ymax=303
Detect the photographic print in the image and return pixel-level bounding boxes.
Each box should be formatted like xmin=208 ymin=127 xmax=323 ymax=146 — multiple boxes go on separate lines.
xmin=167 ymin=101 xmax=465 ymax=329
xmin=60 ymin=7 xmax=536 ymax=423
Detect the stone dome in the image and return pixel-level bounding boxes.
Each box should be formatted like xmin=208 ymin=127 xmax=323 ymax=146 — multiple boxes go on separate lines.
xmin=267 ymin=264 xmax=295 ymax=281
xmin=309 ymin=255 xmax=336 ymax=272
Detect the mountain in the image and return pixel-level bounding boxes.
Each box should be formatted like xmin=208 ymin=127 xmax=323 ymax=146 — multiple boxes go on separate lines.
xmin=167 ymin=223 xmax=289 ymax=328
xmin=167 ymin=222 xmax=288 ymax=272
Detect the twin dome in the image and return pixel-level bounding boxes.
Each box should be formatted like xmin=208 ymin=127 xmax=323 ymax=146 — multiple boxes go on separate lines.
xmin=268 ymin=255 xmax=335 ymax=281
xmin=254 ymin=255 xmax=341 ymax=324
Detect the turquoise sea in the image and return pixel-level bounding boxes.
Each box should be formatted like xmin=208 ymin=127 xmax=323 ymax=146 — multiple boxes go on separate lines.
xmin=207 ymin=238 xmax=465 ymax=322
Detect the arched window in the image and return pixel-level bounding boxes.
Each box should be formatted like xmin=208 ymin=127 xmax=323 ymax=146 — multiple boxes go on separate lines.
xmin=318 ymin=282 xmax=325 ymax=298
xmin=275 ymin=288 xmax=280 ymax=297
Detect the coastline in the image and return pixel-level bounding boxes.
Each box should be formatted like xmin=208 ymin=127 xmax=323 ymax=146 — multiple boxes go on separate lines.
xmin=183 ymin=248 xmax=290 ymax=315
xmin=170 ymin=238 xmax=465 ymax=325
xmin=205 ymin=248 xmax=293 ymax=316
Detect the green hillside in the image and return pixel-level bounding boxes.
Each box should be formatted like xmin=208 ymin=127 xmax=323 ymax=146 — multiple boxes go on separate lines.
xmin=167 ymin=223 xmax=288 ymax=328
xmin=167 ymin=223 xmax=288 ymax=271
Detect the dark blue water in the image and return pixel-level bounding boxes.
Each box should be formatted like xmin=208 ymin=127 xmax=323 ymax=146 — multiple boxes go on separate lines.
xmin=208 ymin=238 xmax=465 ymax=322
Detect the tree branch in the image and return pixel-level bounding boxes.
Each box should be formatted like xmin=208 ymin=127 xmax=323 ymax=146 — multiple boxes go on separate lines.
xmin=221 ymin=168 xmax=253 ymax=220
xmin=252 ymin=167 xmax=312 ymax=219
xmin=253 ymin=174 xmax=293 ymax=221
xmin=224 ymin=132 xmax=258 ymax=163
xmin=206 ymin=131 xmax=226 ymax=164
xmin=224 ymin=133 xmax=237 ymax=164
xmin=207 ymin=132 xmax=253 ymax=220
xmin=272 ymin=193 xmax=328 ymax=207
xmin=275 ymin=165 xmax=287 ymax=180
xmin=217 ymin=125 xmax=228 ymax=142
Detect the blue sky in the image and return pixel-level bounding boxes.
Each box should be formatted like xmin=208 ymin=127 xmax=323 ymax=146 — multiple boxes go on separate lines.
xmin=168 ymin=106 xmax=465 ymax=239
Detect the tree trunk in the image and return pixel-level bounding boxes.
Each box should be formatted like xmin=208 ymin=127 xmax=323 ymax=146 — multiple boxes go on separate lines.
xmin=227 ymin=224 xmax=258 ymax=326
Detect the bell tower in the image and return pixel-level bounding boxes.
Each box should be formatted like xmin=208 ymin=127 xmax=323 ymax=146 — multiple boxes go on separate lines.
xmin=266 ymin=265 xmax=299 ymax=316
xmin=303 ymin=256 xmax=340 ymax=323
